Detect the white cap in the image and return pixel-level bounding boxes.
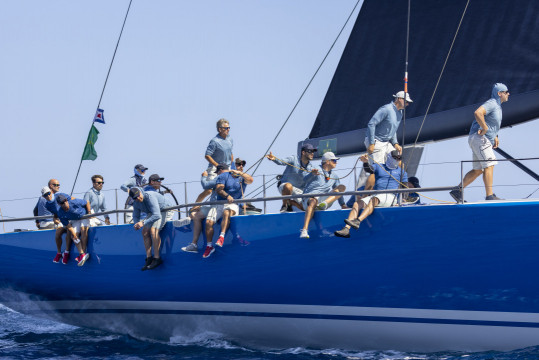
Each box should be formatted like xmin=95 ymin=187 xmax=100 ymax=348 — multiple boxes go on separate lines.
xmin=393 ymin=91 xmax=413 ymax=103
xmin=41 ymin=186 xmax=51 ymax=195
xmin=321 ymin=151 xmax=340 ymax=162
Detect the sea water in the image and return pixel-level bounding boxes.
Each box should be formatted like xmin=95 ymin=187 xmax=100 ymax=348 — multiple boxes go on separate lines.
xmin=1 ymin=305 xmax=538 ymax=360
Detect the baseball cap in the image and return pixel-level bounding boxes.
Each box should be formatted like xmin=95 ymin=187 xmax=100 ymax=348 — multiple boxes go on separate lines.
xmin=129 ymin=187 xmax=141 ymax=199
xmin=134 ymin=164 xmax=148 ymax=172
xmin=55 ymin=194 xmax=68 ymax=205
xmin=393 ymin=91 xmax=413 ymax=103
xmin=321 ymin=152 xmax=340 ymax=162
xmin=301 ymin=143 xmax=318 ymax=152
xmin=235 ymin=158 xmax=246 ymax=166
xmin=149 ymin=174 xmax=164 ymax=182
xmin=216 ymin=163 xmax=229 ymax=172
xmin=41 ymin=186 xmax=51 ymax=196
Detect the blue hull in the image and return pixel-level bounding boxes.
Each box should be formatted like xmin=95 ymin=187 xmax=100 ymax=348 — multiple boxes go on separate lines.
xmin=1 ymin=201 xmax=539 ymax=351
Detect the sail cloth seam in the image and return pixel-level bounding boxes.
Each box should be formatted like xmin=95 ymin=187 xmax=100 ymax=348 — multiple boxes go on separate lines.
xmin=249 ymin=0 xmax=363 ymax=176
xmin=404 ymin=0 xmax=471 ymax=173
xmin=70 ymin=0 xmax=134 ymax=196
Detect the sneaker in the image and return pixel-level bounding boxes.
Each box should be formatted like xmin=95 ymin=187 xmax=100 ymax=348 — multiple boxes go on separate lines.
xmin=280 ymin=204 xmax=288 ymax=213
xmin=286 ymin=204 xmax=294 ymax=212
xmin=334 ymin=227 xmax=350 ymax=238
xmin=52 ymin=253 xmax=62 ymax=263
xmin=344 ymin=218 xmax=361 ymax=230
xmin=216 ymin=235 xmax=225 ymax=247
xmin=146 ymin=257 xmax=163 ymax=270
xmin=141 ymin=257 xmax=154 ymax=271
xmin=75 ymin=254 xmax=81 ymax=263
xmin=317 ymin=202 xmax=328 ymax=210
xmin=300 ymin=229 xmax=309 ymax=239
xmin=449 ymin=189 xmax=464 ymax=203
xmin=61 ymin=252 xmax=70 ymax=265
xmin=181 ymin=243 xmax=198 ymax=253
xmin=486 ymin=194 xmax=503 ymax=201
xmin=203 ymin=245 xmax=215 ymax=258
xmin=77 ymin=253 xmax=89 ymax=267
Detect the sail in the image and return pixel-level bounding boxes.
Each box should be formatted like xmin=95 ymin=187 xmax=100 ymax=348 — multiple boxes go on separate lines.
xmin=306 ymin=0 xmax=539 ymax=156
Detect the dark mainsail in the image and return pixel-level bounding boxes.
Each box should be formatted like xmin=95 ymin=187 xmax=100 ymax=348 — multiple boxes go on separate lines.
xmin=306 ymin=0 xmax=539 ymax=156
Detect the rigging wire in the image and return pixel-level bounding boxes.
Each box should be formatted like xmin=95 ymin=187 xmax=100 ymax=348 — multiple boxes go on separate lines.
xmin=404 ymin=0 xmax=471 ymax=172
xmin=70 ymin=0 xmax=134 ymax=196
xmin=399 ymin=0 xmax=411 ymax=185
xmin=249 ymin=0 xmax=363 ymax=176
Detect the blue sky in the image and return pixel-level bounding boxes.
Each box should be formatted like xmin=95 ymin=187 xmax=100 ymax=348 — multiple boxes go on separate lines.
xmin=1 ymin=0 xmax=538 ymax=231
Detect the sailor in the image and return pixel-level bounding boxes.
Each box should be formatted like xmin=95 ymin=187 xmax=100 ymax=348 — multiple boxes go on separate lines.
xmin=120 ymin=164 xmax=148 ymax=223
xmin=300 ymin=152 xmax=346 ymax=239
xmin=202 ymin=158 xmax=253 ymax=258
xmin=194 ymin=118 xmax=234 ymax=205
xmin=335 ymin=151 xmax=408 ymax=238
xmin=450 ymin=83 xmax=510 ymax=202
xmin=345 ymin=156 xmax=374 ymax=208
xmin=55 ymin=194 xmax=92 ymax=266
xmin=265 ymin=143 xmax=316 ymax=212
xmin=130 ymin=187 xmax=167 ymax=270
xmin=182 ymin=164 xmax=228 ymax=254
xmin=33 ymin=186 xmax=55 ymax=230
xmin=404 ymin=176 xmax=421 ymax=204
xmin=144 ymin=174 xmax=174 ymax=224
xmin=84 ymin=175 xmax=110 ymax=226
xmin=42 ymin=179 xmax=73 ymax=265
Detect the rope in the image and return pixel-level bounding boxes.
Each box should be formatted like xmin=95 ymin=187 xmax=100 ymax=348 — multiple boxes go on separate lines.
xmin=250 ymin=0 xmax=362 ymax=176
xmin=405 ymin=0 xmax=471 ymax=172
xmin=268 ymin=155 xmax=361 ymax=181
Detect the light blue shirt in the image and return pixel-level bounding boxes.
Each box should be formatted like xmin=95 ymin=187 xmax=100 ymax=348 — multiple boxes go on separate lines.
xmin=271 ymin=155 xmax=312 ymax=189
xmin=303 ymin=165 xmax=341 ymax=195
xmin=143 ymin=185 xmax=174 ymax=207
xmin=469 ymin=89 xmax=504 ymax=145
xmin=366 ymin=102 xmax=402 ymax=145
xmin=132 ymin=190 xmax=166 ymax=226
xmin=84 ymin=187 xmax=109 ymax=219
xmin=34 ymin=197 xmax=53 ymax=221
xmin=205 ymin=134 xmax=233 ymax=167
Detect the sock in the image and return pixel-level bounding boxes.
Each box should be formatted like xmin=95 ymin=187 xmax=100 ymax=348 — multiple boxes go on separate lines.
xmin=208 ymin=242 xmax=213 ymax=247
xmin=220 ymin=232 xmax=225 ymax=238
xmin=64 ymin=250 xmax=69 ymax=254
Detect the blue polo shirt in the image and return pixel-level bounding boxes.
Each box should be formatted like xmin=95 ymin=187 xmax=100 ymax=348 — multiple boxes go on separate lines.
xmin=216 ymin=172 xmax=246 ymax=200
xmin=366 ymin=102 xmax=402 ymax=145
xmin=373 ymin=163 xmax=408 ymax=191
xmin=205 ymin=134 xmax=233 ymax=167
xmin=271 ymin=155 xmax=312 ymax=189
xmin=45 ymin=192 xmax=71 ymax=216
xmin=132 ymin=190 xmax=166 ymax=226
xmin=57 ymin=198 xmax=88 ymax=226
xmin=303 ymin=166 xmax=341 ymax=195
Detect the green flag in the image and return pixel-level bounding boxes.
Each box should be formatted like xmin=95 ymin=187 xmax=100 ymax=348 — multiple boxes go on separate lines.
xmin=81 ymin=125 xmax=100 ymax=161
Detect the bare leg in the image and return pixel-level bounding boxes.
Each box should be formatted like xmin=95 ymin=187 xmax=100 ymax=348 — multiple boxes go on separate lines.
xmin=142 ymin=227 xmax=152 ymax=258
xmin=65 ymin=230 xmax=72 ymax=252
xmin=302 ymin=198 xmax=317 ymax=230
xmin=150 ymin=227 xmax=161 ymax=259
xmin=191 ymin=210 xmax=206 ymax=245
xmin=54 ymin=228 xmax=65 ymax=253
xmin=459 ymin=169 xmax=483 ymax=189
xmin=221 ymin=209 xmax=235 ymax=234
xmin=358 ymin=197 xmax=380 ymax=222
xmin=321 ymin=185 xmax=346 ymax=207
xmin=80 ymin=227 xmax=89 ymax=253
xmin=281 ymin=183 xmax=293 ymax=207
xmin=290 ymin=200 xmax=303 ymax=211
xmin=482 ymin=166 xmax=494 ymax=196
xmin=205 ymin=220 xmax=215 ymax=243
xmin=195 ymin=189 xmax=212 ymax=204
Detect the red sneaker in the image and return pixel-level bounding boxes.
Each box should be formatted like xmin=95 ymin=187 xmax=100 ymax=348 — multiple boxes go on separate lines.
xmin=77 ymin=253 xmax=89 ymax=267
xmin=202 ymin=246 xmax=215 ymax=258
xmin=52 ymin=253 xmax=62 ymax=263
xmin=75 ymin=254 xmax=82 ymax=263
xmin=216 ymin=235 xmax=225 ymax=247
xmin=61 ymin=252 xmax=70 ymax=265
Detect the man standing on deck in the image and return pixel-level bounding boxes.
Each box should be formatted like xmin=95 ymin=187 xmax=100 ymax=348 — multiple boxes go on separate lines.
xmin=194 ymin=119 xmax=234 ymax=205
xmin=300 ymin=152 xmax=346 ymax=239
xmin=265 ymin=143 xmax=316 ymax=212
xmin=450 ymin=83 xmax=510 ymax=202
xmin=202 ymin=158 xmax=253 ymax=258
xmin=84 ymin=175 xmax=110 ymax=226
xmin=121 ymin=164 xmax=148 ymax=223
xmin=335 ymin=151 xmax=408 ymax=238
xmin=130 ymin=187 xmax=168 ymax=271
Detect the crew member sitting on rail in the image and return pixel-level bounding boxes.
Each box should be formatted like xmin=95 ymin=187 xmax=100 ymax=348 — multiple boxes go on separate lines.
xmin=203 ymin=158 xmax=253 ymax=258
xmin=300 ymin=152 xmax=346 ymax=239
xmin=34 ymin=186 xmax=55 ymax=230
xmin=144 ymin=174 xmax=174 ymax=223
xmin=84 ymin=175 xmax=110 ymax=226
xmin=42 ymin=179 xmax=73 ymax=265
xmin=121 ymin=164 xmax=148 ymax=224
xmin=345 ymin=156 xmax=374 ymax=208
xmin=265 ymin=143 xmax=316 ymax=212
xmin=182 ymin=164 xmax=227 ymax=254
xmin=335 ymin=151 xmax=408 ymax=238
xmin=55 ymin=194 xmax=92 ymax=266
xmin=130 ymin=187 xmax=167 ymax=271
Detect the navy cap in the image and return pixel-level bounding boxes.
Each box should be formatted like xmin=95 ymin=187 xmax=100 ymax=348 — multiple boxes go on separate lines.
xmin=301 ymin=143 xmax=318 ymax=152
xmin=235 ymin=158 xmax=246 ymax=166
xmin=129 ymin=187 xmax=141 ymax=199
xmin=216 ymin=163 xmax=229 ymax=172
xmin=391 ymin=150 xmax=402 ymax=159
xmin=134 ymin=164 xmax=148 ymax=172
xmin=56 ymin=194 xmax=68 ymax=205
xmin=149 ymin=174 xmax=164 ymax=182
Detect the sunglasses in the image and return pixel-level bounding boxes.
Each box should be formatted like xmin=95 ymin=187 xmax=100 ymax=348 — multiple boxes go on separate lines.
xmin=42 ymin=192 xmax=51 ymax=197
xmin=152 ymin=180 xmax=162 ymax=183
xmin=51 ymin=184 xmax=60 ymax=187
xmin=59 ymin=200 xmax=68 ymax=205
xmin=220 ymin=127 xmax=230 ymax=130
xmin=305 ymin=149 xmax=317 ymax=154
xmin=93 ymin=181 xmax=104 ymax=185
xmin=331 ymin=159 xmax=338 ymax=163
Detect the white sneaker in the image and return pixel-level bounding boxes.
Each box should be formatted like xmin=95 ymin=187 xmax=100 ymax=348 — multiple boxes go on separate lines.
xmin=300 ymin=229 xmax=309 ymax=239
xmin=181 ymin=243 xmax=198 ymax=253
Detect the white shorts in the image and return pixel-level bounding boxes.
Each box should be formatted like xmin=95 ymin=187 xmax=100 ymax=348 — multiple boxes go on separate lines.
xmin=302 ymin=195 xmax=335 ymax=211
xmin=278 ymin=182 xmax=303 ymax=203
xmin=360 ymin=193 xmax=398 ymax=208
xmin=206 ymin=203 xmax=239 ymax=222
xmin=468 ymin=133 xmax=497 ymax=170
xmin=144 ymin=218 xmax=163 ymax=230
xmin=69 ymin=218 xmax=90 ymax=233
xmin=89 ymin=218 xmax=103 ymax=227
xmin=364 ymin=138 xmax=395 ymax=166
xmin=38 ymin=220 xmax=55 ymax=230
xmin=205 ymin=165 xmax=219 ymax=180
xmin=164 ymin=210 xmax=174 ymax=223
